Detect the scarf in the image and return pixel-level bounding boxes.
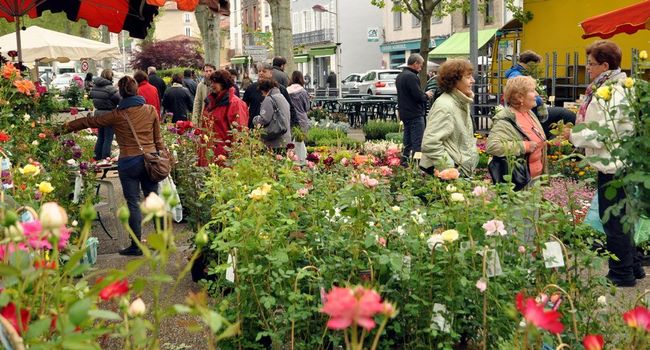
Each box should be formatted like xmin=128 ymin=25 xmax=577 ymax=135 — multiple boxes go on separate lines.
xmin=117 ymin=95 xmax=145 ymax=110
xmin=578 ymin=69 xmax=620 ymax=123
xmin=205 ymin=89 xmax=230 ymax=112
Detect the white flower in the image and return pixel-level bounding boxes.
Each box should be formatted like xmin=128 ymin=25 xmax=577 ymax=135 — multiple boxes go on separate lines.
xmin=482 ymin=220 xmax=507 ymax=236
xmin=66 ymin=159 xmax=78 ymax=166
xmin=40 ymin=202 xmax=68 ymax=230
xmin=71 ymin=220 xmax=78 ymax=227
xmin=597 ymin=295 xmax=607 ymax=306
xmin=32 ymin=140 xmax=39 ymax=146
xmin=141 ymin=192 xmax=166 ymax=217
xmin=450 ymin=193 xmax=465 ymax=202
xmin=445 ymin=184 xmax=457 ymax=192
xmin=368 ymin=221 xmax=375 ymax=227
xmin=391 ymin=206 xmax=400 ymax=212
xmin=475 ymin=278 xmax=487 ymax=293
xmin=427 ymin=234 xmax=444 ymax=250
xmin=23 ymin=113 xmax=30 ymax=121
xmin=410 ymin=210 xmax=425 ymax=224
xmin=396 ymin=225 xmax=405 ymax=236
xmin=128 ymin=298 xmax=146 ymax=316
xmin=472 ymin=186 xmax=489 ymax=197
xmin=441 ymin=229 xmax=459 ymax=243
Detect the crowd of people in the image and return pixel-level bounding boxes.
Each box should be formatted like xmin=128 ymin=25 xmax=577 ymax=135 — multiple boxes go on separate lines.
xmin=396 ymin=40 xmax=643 ymax=288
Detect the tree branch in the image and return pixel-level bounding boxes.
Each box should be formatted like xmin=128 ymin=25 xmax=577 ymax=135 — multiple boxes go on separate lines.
xmin=403 ymin=0 xmax=422 ymax=20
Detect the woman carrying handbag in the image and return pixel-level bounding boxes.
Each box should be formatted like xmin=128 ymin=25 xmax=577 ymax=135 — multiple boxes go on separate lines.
xmin=59 ymin=76 xmax=166 ymax=256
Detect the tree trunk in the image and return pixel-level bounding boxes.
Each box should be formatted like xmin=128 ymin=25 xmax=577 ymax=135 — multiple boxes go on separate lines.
xmin=195 ymin=4 xmax=221 ymax=67
xmin=419 ymin=12 xmax=432 ymax=89
xmin=267 ymin=0 xmax=294 ymax=72
xmin=101 ymin=26 xmax=111 ymax=70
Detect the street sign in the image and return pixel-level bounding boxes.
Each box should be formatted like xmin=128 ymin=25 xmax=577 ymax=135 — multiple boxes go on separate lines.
xmin=244 ymin=45 xmax=269 ymax=62
xmin=80 ymin=60 xmax=89 ymax=72
xmin=367 ymin=27 xmax=380 ymax=42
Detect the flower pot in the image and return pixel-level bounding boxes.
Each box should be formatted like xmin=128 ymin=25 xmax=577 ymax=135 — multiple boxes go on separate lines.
xmin=294 ymin=141 xmax=307 ymax=163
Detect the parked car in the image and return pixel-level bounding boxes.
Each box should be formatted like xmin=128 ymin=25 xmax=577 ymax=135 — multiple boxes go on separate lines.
xmin=357 ymin=69 xmax=401 ymax=95
xmin=50 ymin=73 xmax=80 ymax=93
xmin=341 ymin=73 xmax=363 ymax=91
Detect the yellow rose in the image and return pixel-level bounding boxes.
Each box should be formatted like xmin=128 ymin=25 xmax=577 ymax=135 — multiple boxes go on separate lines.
xmin=261 ymin=183 xmax=272 ymax=194
xmin=595 ymin=85 xmax=611 ymax=101
xmin=623 ymin=77 xmax=634 ymax=89
xmin=38 ymin=181 xmax=54 ymax=194
xmin=640 ymin=50 xmax=648 ymax=61
xmin=441 ymin=229 xmax=459 ymax=243
xmin=249 ymin=184 xmax=272 ymax=200
xmin=19 ymin=164 xmax=40 ymax=176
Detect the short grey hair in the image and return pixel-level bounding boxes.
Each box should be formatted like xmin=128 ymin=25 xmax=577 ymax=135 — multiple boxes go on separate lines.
xmin=407 ymin=53 xmax=424 ymax=66
xmin=257 ymin=62 xmax=273 ymax=71
xmin=147 ymin=66 xmax=156 ymax=74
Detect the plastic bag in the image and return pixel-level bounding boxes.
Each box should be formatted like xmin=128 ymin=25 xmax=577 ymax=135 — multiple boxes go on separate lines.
xmin=160 ymin=176 xmax=183 ymax=223
xmin=584 ymin=193 xmax=605 ymax=234
xmin=634 ymin=215 xmax=650 ymax=245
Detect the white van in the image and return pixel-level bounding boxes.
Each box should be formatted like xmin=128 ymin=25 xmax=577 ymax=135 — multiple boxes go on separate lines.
xmin=53 ymin=62 xmax=78 ymax=75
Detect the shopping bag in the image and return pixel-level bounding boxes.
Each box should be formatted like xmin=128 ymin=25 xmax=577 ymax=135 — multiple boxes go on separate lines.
xmin=584 ymin=193 xmax=605 ymax=234
xmin=160 ymin=176 xmax=183 ymax=223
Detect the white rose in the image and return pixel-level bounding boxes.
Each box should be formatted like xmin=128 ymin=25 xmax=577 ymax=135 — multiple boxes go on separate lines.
xmin=128 ymin=298 xmax=146 ymax=316
xmin=391 ymin=206 xmax=400 ymax=212
xmin=141 ymin=192 xmax=166 ymax=217
xmin=450 ymin=193 xmax=465 ymax=202
xmin=445 ymin=184 xmax=457 ymax=192
xmin=40 ymin=202 xmax=69 ymax=230
xmin=427 ymin=234 xmax=444 ymax=250
xmin=597 ymin=295 xmax=607 ymax=306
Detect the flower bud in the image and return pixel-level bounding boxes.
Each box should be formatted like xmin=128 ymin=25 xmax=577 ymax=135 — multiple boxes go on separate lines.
xmin=161 ymin=185 xmax=173 ymax=200
xmin=4 ymin=210 xmax=18 ymax=227
xmin=128 ymin=298 xmax=146 ymax=317
xmin=80 ymin=203 xmax=97 ymax=222
xmin=141 ymin=193 xmax=165 ymax=217
xmin=118 ymin=206 xmax=130 ymax=224
xmin=40 ymin=202 xmax=68 ymax=229
xmin=195 ymin=230 xmax=208 ymax=248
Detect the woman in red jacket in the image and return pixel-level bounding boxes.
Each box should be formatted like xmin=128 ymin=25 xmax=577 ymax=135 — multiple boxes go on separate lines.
xmin=134 ymin=70 xmax=161 ymax=116
xmin=198 ymin=70 xmax=249 ymax=166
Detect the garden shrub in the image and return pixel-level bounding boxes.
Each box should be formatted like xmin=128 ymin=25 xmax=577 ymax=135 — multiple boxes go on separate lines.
xmin=306 ymin=127 xmax=347 ymax=146
xmin=362 ymin=120 xmax=400 ymax=140
xmin=385 ymin=132 xmax=403 ymax=143
xmin=158 ymin=67 xmax=196 ymax=80
xmin=307 ymin=107 xmax=330 ymax=122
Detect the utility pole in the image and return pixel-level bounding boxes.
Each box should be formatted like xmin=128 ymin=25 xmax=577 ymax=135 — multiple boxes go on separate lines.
xmin=469 ymin=0 xmax=479 ymax=73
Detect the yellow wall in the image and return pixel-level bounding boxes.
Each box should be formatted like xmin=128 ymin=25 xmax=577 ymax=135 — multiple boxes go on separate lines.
xmin=523 ymin=0 xmax=649 ymax=70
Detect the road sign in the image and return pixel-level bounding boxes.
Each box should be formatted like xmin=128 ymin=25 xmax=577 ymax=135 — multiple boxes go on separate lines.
xmin=80 ymin=60 xmax=89 ymax=72
xmin=244 ymin=45 xmax=268 ymax=62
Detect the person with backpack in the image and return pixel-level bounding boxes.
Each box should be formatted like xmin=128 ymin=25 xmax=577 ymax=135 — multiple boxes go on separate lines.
xmin=252 ymin=79 xmax=291 ymax=150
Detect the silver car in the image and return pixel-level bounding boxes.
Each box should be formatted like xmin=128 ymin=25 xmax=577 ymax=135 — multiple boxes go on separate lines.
xmin=341 ymin=73 xmax=363 ymax=91
xmin=357 ymin=69 xmax=401 ymax=95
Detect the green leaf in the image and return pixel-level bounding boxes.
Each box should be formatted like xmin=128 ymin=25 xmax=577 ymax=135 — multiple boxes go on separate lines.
xmin=68 ymin=298 xmax=93 ymax=326
xmin=88 ymin=309 xmax=122 ymax=321
xmin=604 ymin=186 xmax=617 ymax=201
xmin=217 ymin=321 xmax=240 ymax=340
xmin=173 ymin=304 xmax=192 ymax=314
xmin=24 ymin=317 xmax=51 ymax=340
xmin=147 ymin=233 xmax=165 ymax=251
xmin=207 ymin=310 xmax=224 ymax=333
xmin=63 ymin=250 xmax=86 ymax=275
xmin=147 ymin=273 xmax=174 ymax=283
xmin=0 ymin=264 xmax=21 ymax=277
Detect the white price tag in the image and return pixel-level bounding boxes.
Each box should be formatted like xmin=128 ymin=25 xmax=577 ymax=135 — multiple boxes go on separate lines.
xmin=430 ymin=303 xmax=451 ymax=333
xmin=543 ymin=241 xmax=565 ymax=268
xmin=478 ymin=249 xmax=503 ymax=277
xmin=225 ymin=253 xmax=236 ymax=283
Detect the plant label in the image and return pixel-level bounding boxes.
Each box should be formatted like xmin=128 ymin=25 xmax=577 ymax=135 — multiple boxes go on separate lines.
xmin=543 ymin=241 xmax=565 ymax=268
xmin=413 ymin=152 xmax=422 ymax=160
xmin=478 ymin=249 xmax=503 ymax=277
xmin=645 ymin=289 xmax=650 ymax=307
xmin=402 ymin=255 xmax=412 ymax=280
xmin=226 ymin=253 xmax=236 ymax=283
xmin=430 ymin=303 xmax=451 ymax=333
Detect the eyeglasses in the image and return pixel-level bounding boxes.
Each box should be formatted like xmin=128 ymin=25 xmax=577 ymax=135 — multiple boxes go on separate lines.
xmin=587 ymin=61 xmax=603 ymax=67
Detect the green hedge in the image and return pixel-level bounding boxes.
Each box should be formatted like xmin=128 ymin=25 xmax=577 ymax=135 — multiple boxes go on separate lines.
xmin=306 ymin=127 xmax=347 ymax=146
xmin=362 ymin=120 xmax=401 ymax=140
xmin=385 ymin=132 xmax=403 ymax=143
xmin=158 ymin=67 xmax=196 ymax=79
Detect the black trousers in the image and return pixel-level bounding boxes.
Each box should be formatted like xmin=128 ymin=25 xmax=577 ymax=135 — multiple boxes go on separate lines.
xmin=597 ymin=172 xmax=641 ymax=280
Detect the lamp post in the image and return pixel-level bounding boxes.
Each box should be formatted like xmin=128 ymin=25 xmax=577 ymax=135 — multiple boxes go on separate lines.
xmin=312 ymin=1 xmax=342 ymax=98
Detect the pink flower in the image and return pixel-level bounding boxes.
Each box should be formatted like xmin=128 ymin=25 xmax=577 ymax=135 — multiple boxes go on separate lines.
xmin=377 ymin=236 xmax=387 ymax=247
xmin=518 ymin=245 xmax=526 ymax=254
xmin=340 ymin=158 xmax=349 ymax=166
xmin=482 ymin=219 xmax=507 ymax=236
xmin=275 ymin=154 xmax=283 ymax=161
xmin=623 ymin=306 xmax=650 ymax=331
xmin=472 ymin=185 xmax=489 ymax=197
xmin=307 ymin=161 xmax=316 ymax=169
xmin=437 ymin=168 xmax=460 ymax=180
xmin=385 ymin=147 xmax=400 ymax=159
xmin=475 ymin=278 xmax=487 ymax=293
xmin=360 ymin=174 xmax=378 ymax=188
xmin=387 ymin=157 xmax=401 ymax=167
xmin=296 ymin=188 xmax=309 ymax=198
xmin=321 ymin=286 xmax=386 ymax=330
xmin=21 ymin=220 xmax=70 ymax=250
xmin=0 ymin=243 xmax=28 ymax=261
xmin=379 ymin=166 xmax=393 ymax=177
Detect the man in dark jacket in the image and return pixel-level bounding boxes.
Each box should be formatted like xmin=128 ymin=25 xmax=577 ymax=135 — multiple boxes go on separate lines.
xmin=271 ymin=56 xmax=290 ymax=87
xmin=90 ymin=69 xmax=122 ymax=160
xmin=162 ymin=74 xmax=193 ymax=123
xmin=243 ymin=63 xmax=297 ymax=129
xmin=182 ymin=69 xmax=198 ymax=98
xmin=396 ymin=53 xmax=433 ymax=165
xmin=147 ymin=66 xmax=166 ymax=103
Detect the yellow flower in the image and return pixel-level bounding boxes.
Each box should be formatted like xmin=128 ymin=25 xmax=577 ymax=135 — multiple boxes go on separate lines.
xmin=248 ymin=183 xmax=272 ymax=200
xmin=623 ymin=77 xmax=635 ymax=89
xmin=578 ymin=171 xmax=585 ymax=176
xmin=441 ymin=229 xmax=459 ymax=243
xmin=19 ymin=164 xmax=40 ymax=176
xmin=640 ymin=50 xmax=648 ymax=61
xmin=595 ymin=85 xmax=611 ymax=101
xmin=38 ymin=181 xmax=54 ymax=194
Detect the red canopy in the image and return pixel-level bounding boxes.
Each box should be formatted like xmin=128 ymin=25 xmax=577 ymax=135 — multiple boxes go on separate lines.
xmin=581 ymin=0 xmax=650 ymax=39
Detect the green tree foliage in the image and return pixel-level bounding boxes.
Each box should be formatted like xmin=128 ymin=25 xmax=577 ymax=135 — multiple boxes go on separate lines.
xmin=0 ymin=11 xmax=99 ymax=39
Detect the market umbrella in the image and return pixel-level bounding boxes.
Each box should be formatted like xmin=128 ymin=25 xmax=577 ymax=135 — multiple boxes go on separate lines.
xmin=0 ymin=0 xmax=159 ymax=62
xmin=580 ymin=0 xmax=650 ymax=39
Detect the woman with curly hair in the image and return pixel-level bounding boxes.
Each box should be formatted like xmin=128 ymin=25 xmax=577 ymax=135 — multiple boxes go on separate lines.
xmin=420 ymin=58 xmax=478 ymax=176
xmin=198 ymin=69 xmax=249 ymax=166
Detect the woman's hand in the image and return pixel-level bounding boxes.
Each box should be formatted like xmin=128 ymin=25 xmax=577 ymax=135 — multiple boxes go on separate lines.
xmin=525 ymin=141 xmax=538 ymax=153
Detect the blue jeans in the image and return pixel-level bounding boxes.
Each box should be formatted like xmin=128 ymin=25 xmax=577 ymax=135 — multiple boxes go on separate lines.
xmin=94 ymin=126 xmax=114 ymax=160
xmin=118 ymin=156 xmax=159 ymax=241
xmin=401 ymin=117 xmax=425 ymax=165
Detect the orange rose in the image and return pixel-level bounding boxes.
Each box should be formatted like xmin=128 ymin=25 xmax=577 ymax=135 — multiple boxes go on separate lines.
xmin=437 ymin=168 xmax=460 ymax=180
xmin=353 ymin=155 xmax=368 ymax=166
xmin=14 ymin=79 xmax=35 ymax=95
xmin=1 ymin=63 xmax=19 ymax=79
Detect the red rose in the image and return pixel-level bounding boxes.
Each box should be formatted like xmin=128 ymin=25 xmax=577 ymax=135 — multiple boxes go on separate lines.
xmin=99 ymin=279 xmax=129 ymax=300
xmin=0 ymin=302 xmax=30 ymax=335
xmin=70 ymin=107 xmax=78 ymax=116
xmin=0 ymin=132 xmax=10 ymax=142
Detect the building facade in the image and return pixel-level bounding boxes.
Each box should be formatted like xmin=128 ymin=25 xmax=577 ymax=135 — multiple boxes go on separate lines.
xmin=154 ymin=2 xmax=202 ymax=41
xmin=229 ymin=0 xmax=274 ymax=70
xmin=291 ymin=0 xmax=384 ymax=88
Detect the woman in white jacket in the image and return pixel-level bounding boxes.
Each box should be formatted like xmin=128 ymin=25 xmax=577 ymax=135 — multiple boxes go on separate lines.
xmin=569 ymin=40 xmax=643 ymax=287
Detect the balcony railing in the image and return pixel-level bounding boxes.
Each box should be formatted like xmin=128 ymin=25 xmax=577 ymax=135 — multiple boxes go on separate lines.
xmin=293 ymin=28 xmax=335 ymax=46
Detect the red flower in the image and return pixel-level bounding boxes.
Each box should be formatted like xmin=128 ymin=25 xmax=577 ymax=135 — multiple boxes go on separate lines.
xmin=582 ymin=334 xmax=604 ymax=350
xmin=515 ymin=292 xmax=564 ymax=334
xmin=0 ymin=303 xmax=30 ymax=335
xmin=0 ymin=132 xmax=10 ymax=142
xmin=623 ymin=306 xmax=650 ymax=331
xmin=321 ymin=286 xmax=386 ymax=330
xmin=99 ymin=279 xmax=129 ymax=300
xmin=70 ymin=107 xmax=78 ymax=116
xmin=34 ymin=259 xmax=58 ymax=269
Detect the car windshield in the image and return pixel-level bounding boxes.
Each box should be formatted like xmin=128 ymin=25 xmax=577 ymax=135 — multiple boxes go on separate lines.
xmin=378 ymin=72 xmax=399 ymax=81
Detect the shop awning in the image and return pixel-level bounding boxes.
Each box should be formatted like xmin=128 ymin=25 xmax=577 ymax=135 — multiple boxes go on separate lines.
xmin=429 ymin=29 xmax=498 ymax=58
xmin=230 ymin=56 xmax=249 ymax=64
xmin=309 ymin=46 xmax=336 ymax=58
xmin=294 ymin=54 xmax=310 ymax=63
xmin=580 ymin=1 xmax=650 ymax=39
